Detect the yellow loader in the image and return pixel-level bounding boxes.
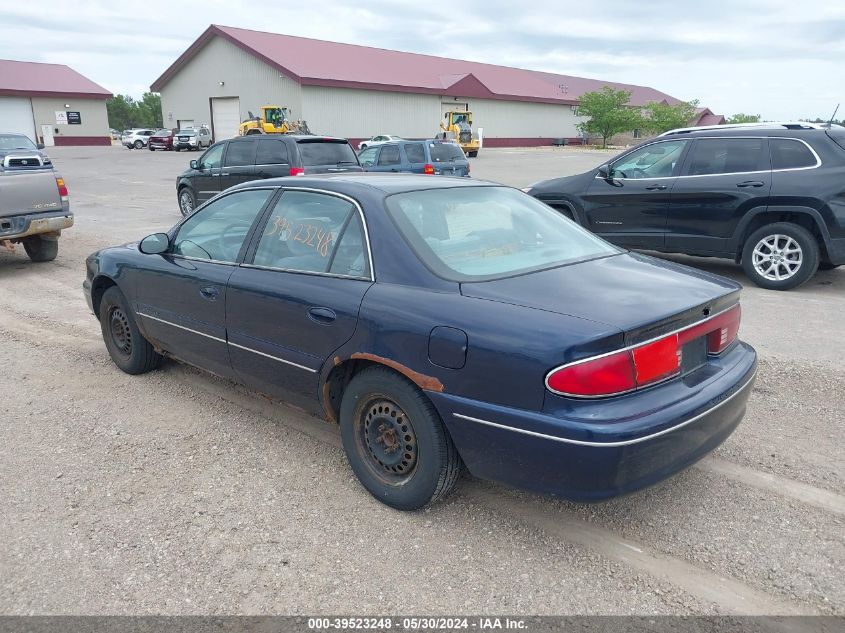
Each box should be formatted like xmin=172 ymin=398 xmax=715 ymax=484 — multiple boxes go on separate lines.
xmin=439 ymin=110 xmax=480 ymax=157
xmin=239 ymin=106 xmax=311 ymax=136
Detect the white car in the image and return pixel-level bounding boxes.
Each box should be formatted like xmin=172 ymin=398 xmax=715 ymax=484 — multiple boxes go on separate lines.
xmin=173 ymin=126 xmax=212 ymax=151
xmin=121 ymin=129 xmax=156 ymax=150
xmin=358 ymin=134 xmax=404 ymax=150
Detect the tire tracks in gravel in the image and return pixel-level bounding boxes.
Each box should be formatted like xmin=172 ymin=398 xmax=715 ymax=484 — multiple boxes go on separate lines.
xmin=0 ymin=310 xmax=835 ymax=615
xmin=172 ymin=364 xmax=822 ymax=616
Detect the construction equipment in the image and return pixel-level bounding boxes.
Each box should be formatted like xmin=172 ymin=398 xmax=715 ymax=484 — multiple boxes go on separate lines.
xmin=439 ymin=110 xmax=480 ymax=157
xmin=239 ymin=106 xmax=311 ymax=136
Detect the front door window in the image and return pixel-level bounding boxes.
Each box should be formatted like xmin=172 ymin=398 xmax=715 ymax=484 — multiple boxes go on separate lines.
xmin=610 ymin=140 xmax=688 ymax=179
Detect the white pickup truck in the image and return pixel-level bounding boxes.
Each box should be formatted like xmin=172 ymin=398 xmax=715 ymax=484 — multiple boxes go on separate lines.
xmin=0 ymin=133 xmax=73 ymax=262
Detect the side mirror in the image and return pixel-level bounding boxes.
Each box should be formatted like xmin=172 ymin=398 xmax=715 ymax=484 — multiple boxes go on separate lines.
xmin=139 ymin=233 xmax=170 ymax=255
xmin=597 ymin=164 xmax=610 ymax=179
xmin=36 ymin=143 xmax=45 ymax=149
xmin=190 ymin=159 xmax=199 ymax=170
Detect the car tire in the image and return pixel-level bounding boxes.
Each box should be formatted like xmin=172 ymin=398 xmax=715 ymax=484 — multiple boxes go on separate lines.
xmin=133 ymin=140 xmax=143 ymax=149
xmin=22 ymin=235 xmax=58 ymax=262
xmin=99 ymin=286 xmax=162 ymax=375
xmin=468 ymin=151 xmax=478 ymax=158
xmin=741 ymin=222 xmax=819 ymax=290
xmin=174 ymin=147 xmax=180 ymax=152
xmin=149 ymin=146 xmax=155 ymax=151
xmin=339 ymin=366 xmax=461 ymax=510
xmin=178 ymin=187 xmax=196 ymax=216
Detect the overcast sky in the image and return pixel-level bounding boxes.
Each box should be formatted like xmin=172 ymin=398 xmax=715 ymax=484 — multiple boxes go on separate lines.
xmin=2 ymin=0 xmax=843 ymax=120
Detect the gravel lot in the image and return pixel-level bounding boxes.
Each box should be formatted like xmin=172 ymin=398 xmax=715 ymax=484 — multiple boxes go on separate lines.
xmin=1 ymin=145 xmax=842 ymax=615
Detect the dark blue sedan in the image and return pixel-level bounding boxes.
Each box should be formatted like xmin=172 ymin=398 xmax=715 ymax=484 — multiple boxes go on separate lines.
xmin=83 ymin=175 xmax=757 ymax=510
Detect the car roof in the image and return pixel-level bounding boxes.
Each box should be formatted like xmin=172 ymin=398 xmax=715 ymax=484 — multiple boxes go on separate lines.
xmin=227 ymin=134 xmax=349 ymax=143
xmin=232 ymin=173 xmax=493 ymax=195
xmin=660 ymin=122 xmax=843 ymax=139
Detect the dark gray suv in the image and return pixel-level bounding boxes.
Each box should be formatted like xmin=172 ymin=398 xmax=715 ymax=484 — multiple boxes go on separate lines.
xmin=176 ymin=135 xmax=362 ymax=215
xmin=525 ymin=123 xmax=845 ymax=290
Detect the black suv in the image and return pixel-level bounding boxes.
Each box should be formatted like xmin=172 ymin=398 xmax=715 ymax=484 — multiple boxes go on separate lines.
xmin=525 ymin=123 xmax=845 ymax=290
xmin=176 ymin=135 xmax=362 ymax=215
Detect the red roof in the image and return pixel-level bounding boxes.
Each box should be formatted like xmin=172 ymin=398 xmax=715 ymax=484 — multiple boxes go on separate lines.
xmin=692 ymin=107 xmax=726 ymax=126
xmin=151 ymin=25 xmax=681 ymax=107
xmin=0 ymin=59 xmax=111 ymax=99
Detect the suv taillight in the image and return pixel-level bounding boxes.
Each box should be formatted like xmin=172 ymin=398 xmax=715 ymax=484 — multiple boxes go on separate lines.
xmin=423 ymin=164 xmax=434 ymax=175
xmin=289 ymin=167 xmax=305 ymax=176
xmin=546 ymin=304 xmax=741 ymax=398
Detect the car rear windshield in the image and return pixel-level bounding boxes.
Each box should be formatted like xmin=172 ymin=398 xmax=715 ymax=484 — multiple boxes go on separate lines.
xmin=179 ymin=130 xmax=196 ymax=136
xmin=297 ymin=140 xmax=358 ymax=166
xmin=429 ymin=142 xmax=465 ymax=162
xmin=385 ymin=187 xmax=618 ymax=281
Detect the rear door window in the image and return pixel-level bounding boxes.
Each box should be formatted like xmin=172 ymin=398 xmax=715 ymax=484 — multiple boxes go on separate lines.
xmin=225 ymin=140 xmax=257 ymax=167
xmin=377 ymin=145 xmax=401 ymax=166
xmin=770 ymin=138 xmax=818 ymax=169
xmin=429 ymin=143 xmax=465 ymax=163
xmin=252 ymin=191 xmax=356 ymax=273
xmin=683 ymin=138 xmax=767 ymax=175
xmin=404 ymin=143 xmax=426 ymax=163
xmin=256 ymin=139 xmax=290 ymax=165
xmin=297 ymin=141 xmax=358 ymax=166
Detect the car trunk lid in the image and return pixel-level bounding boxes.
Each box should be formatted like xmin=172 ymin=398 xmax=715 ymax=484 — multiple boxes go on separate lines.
xmin=460 ymin=252 xmax=741 ymax=346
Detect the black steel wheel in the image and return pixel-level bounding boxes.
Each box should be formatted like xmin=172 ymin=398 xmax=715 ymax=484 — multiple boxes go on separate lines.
xmin=360 ymin=399 xmax=419 ymax=483
xmin=340 ymin=366 xmax=461 ymax=510
xmin=99 ymin=286 xmax=162 ymax=374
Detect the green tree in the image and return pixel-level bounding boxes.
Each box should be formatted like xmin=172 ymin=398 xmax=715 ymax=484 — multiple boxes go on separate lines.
xmin=106 ymin=92 xmax=163 ymax=130
xmin=577 ymin=87 xmax=643 ymax=148
xmin=641 ymin=99 xmax=700 ymax=134
xmin=106 ymin=94 xmax=137 ymax=130
xmin=136 ymin=92 xmax=163 ymax=128
xmin=726 ymin=113 xmax=761 ymax=124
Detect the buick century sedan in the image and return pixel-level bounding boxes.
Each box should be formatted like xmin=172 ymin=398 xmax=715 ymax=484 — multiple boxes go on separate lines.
xmin=84 ymin=175 xmax=757 ymax=510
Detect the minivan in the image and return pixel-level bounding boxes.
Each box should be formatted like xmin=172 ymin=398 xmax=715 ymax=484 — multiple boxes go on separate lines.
xmin=176 ymin=135 xmax=362 ymax=215
xmin=358 ymin=140 xmax=470 ymax=177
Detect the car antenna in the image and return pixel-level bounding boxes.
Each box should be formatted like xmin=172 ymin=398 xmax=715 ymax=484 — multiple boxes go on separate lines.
xmin=828 ymin=103 xmax=840 ymax=127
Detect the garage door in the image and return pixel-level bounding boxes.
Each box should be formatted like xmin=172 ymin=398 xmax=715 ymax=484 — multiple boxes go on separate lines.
xmin=210 ymin=97 xmax=241 ymax=141
xmin=0 ymin=97 xmax=36 ymax=142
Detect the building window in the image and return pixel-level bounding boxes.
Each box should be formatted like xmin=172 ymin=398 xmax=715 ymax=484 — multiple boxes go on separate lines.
xmin=633 ymin=129 xmax=642 ymax=139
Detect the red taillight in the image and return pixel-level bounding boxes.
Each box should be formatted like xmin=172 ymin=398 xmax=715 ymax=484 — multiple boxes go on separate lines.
xmin=56 ymin=177 xmax=68 ymax=198
xmin=546 ymin=350 xmax=636 ymax=397
xmin=289 ymin=167 xmax=305 ymax=176
xmin=546 ymin=304 xmax=741 ymax=398
xmin=423 ymin=164 xmax=434 ymax=175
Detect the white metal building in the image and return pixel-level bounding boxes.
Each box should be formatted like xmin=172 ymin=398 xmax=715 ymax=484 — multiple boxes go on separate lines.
xmin=151 ymin=25 xmax=683 ymax=147
xmin=0 ymin=59 xmax=112 ymax=146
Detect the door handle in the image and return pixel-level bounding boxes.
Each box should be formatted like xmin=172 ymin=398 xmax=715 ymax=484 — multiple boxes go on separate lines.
xmin=308 ymin=307 xmax=337 ymax=324
xmin=736 ymin=181 xmax=765 ymax=188
xmin=199 ymin=286 xmax=220 ymax=300
xmin=645 ymin=184 xmax=668 ymax=190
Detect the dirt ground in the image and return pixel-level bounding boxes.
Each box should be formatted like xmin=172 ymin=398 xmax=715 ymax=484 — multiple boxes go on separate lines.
xmin=0 ymin=145 xmax=842 ymax=615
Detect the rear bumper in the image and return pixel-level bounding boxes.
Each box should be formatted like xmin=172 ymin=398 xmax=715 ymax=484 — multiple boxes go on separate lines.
xmin=0 ymin=210 xmax=73 ymax=241
xmin=149 ymin=142 xmax=171 ymax=150
xmin=430 ymin=342 xmax=757 ymax=501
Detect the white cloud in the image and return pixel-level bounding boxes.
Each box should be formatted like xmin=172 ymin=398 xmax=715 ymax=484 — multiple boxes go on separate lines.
xmin=1 ymin=0 xmax=843 ymax=120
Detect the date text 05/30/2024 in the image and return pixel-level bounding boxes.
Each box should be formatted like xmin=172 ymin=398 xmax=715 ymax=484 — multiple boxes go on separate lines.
xmin=307 ymin=617 xmax=528 ymax=630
